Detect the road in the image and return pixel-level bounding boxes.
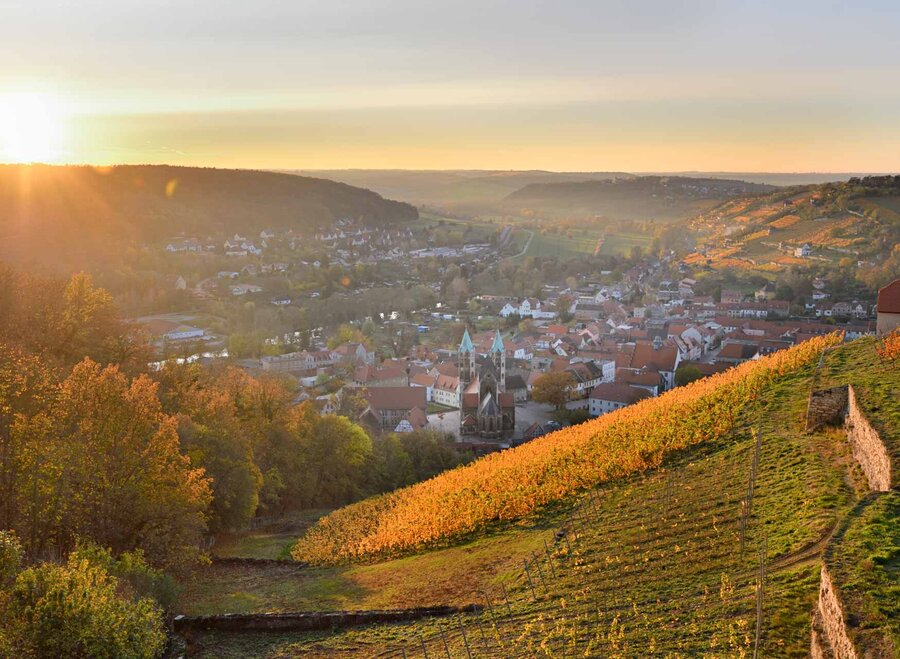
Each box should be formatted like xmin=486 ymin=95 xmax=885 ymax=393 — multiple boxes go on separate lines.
xmin=504 ymin=228 xmax=534 ymax=261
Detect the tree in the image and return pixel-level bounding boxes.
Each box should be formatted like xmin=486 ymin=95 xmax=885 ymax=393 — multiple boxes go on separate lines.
xmin=16 ymin=360 xmax=212 ymax=568
xmin=0 ymin=344 xmax=57 ymax=532
xmin=289 ymin=405 xmax=372 ymax=507
xmin=155 ymin=364 xmax=264 ymax=533
xmin=531 ymin=371 xmax=575 ymax=410
xmin=675 ymin=364 xmax=704 ymax=387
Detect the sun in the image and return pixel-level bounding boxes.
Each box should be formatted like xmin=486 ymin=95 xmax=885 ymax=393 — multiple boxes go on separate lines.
xmin=0 ymin=93 xmax=66 ymax=163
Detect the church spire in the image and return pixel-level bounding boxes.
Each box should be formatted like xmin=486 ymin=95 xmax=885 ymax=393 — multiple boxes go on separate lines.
xmin=490 ymin=329 xmax=504 ymax=353
xmin=459 ymin=328 xmax=474 ymax=353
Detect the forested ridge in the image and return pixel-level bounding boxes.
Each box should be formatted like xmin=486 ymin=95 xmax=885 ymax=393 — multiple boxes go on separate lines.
xmin=0 ymin=164 xmax=418 ymax=270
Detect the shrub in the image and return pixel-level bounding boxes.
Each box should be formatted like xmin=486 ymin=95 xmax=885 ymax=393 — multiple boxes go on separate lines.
xmin=2 ymin=554 xmax=166 ymax=659
xmin=0 ymin=530 xmax=22 ymax=588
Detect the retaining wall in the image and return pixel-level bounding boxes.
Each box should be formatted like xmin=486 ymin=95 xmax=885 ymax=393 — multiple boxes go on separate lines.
xmin=806 ymin=386 xmax=849 ymax=432
xmin=815 ymin=566 xmax=859 ymax=659
xmin=845 ymin=386 xmax=892 ymax=492
xmin=174 ymin=604 xmax=482 ymax=635
xmin=210 ymin=556 xmax=308 ymax=568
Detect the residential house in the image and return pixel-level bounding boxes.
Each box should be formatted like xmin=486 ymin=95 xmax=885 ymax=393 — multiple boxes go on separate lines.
xmin=332 ymin=342 xmax=375 ymax=365
xmin=588 ymin=383 xmax=653 ymax=417
xmin=353 ymin=365 xmax=407 ymax=388
xmin=876 ymin=279 xmax=900 ymax=335
xmin=359 ymin=387 xmax=428 ymax=431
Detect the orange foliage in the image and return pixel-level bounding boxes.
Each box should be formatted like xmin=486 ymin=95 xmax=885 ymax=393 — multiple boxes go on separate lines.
xmin=293 ymin=334 xmax=842 ymax=564
xmin=876 ymin=328 xmax=900 ymax=362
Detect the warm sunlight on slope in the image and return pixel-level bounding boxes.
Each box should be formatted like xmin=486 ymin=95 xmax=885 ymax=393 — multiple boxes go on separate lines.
xmin=0 ymin=93 xmax=66 ymax=163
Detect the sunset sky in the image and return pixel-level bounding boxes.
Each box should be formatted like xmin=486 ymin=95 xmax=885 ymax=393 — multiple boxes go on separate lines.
xmin=2 ymin=0 xmax=899 ymax=171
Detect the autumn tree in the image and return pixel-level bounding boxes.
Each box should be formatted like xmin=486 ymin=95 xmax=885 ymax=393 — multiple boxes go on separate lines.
xmin=0 ymin=344 xmax=57 ymax=532
xmin=15 ymin=360 xmax=211 ymax=568
xmin=531 ymin=371 xmax=575 ymax=410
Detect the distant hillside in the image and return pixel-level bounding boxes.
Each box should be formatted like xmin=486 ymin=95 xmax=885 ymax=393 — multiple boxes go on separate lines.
xmin=504 ymin=175 xmax=776 ymax=221
xmin=0 ymin=164 xmax=417 ymax=269
xmin=291 ymin=169 xmax=632 ymax=207
xmin=686 ymin=175 xmax=900 ymax=278
xmin=646 ymin=171 xmax=883 ymax=186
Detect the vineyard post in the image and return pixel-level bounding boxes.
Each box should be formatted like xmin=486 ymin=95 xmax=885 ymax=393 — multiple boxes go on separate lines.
xmin=523 ymin=560 xmax=537 ymax=600
xmin=544 ymin=538 xmax=557 ymax=578
xmin=564 ymin=530 xmax=573 ymax=556
xmin=419 ymin=633 xmax=429 ymax=659
xmin=501 ymin=583 xmax=513 ymax=618
xmin=753 ymin=536 xmax=767 ymax=659
xmin=401 ymin=647 xmax=408 ymax=659
xmin=481 ymin=590 xmax=496 ymax=625
xmin=532 ymin=550 xmax=548 ymax=591
xmin=475 ymin=609 xmax=489 ymax=652
xmin=458 ymin=614 xmax=473 ymax=659
xmin=438 ymin=622 xmax=451 ymax=659
xmin=739 ymin=498 xmax=748 ymax=562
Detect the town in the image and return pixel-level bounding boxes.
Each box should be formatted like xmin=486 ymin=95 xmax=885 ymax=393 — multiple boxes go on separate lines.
xmin=137 ymin=211 xmax=899 ymax=454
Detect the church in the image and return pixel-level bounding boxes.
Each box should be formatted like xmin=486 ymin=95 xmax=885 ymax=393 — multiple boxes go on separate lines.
xmin=458 ymin=329 xmax=516 ymax=439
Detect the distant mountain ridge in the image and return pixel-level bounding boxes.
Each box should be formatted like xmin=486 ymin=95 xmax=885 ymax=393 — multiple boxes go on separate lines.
xmin=0 ymin=164 xmax=417 ymax=269
xmin=291 ymin=169 xmax=633 ymax=207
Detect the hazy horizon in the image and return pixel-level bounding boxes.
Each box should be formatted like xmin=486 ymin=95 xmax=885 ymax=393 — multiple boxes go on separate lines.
xmin=2 ymin=1 xmax=900 ymax=171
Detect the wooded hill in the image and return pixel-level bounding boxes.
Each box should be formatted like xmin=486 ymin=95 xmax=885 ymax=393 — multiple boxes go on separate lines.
xmin=0 ymin=164 xmax=417 ymax=269
xmin=293 ymin=169 xmax=632 ymax=207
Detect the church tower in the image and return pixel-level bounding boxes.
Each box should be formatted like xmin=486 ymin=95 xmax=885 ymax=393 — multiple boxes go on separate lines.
xmin=458 ymin=327 xmax=475 ymax=387
xmin=490 ymin=329 xmax=506 ymax=390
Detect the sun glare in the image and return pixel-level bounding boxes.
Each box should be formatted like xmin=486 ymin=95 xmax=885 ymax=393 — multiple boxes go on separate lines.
xmin=0 ymin=93 xmax=66 ymax=163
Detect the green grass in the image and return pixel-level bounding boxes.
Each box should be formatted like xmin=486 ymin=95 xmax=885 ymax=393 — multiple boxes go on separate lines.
xmin=825 ymin=492 xmax=900 ymax=657
xmin=211 ymin=510 xmax=330 ymax=561
xmin=817 ymin=336 xmax=900 ymax=484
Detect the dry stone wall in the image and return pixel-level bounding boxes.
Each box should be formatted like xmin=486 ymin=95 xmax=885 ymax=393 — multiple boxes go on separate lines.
xmin=845 ymin=386 xmax=892 ymax=491
xmin=806 ymin=386 xmax=849 ymax=432
xmin=173 ymin=604 xmax=481 ymax=635
xmin=816 ymin=566 xmax=859 ymax=659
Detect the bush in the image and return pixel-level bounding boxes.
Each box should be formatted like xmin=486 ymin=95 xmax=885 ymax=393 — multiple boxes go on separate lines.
xmin=2 ymin=553 xmax=166 ymax=659
xmin=71 ymin=541 xmax=178 ymax=610
xmin=0 ymin=531 xmax=22 ymax=588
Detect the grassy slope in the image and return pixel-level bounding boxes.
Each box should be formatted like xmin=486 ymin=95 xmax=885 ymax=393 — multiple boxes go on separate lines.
xmin=178 ymin=336 xmax=900 ymax=657
xmin=825 ymin=492 xmax=899 ymax=657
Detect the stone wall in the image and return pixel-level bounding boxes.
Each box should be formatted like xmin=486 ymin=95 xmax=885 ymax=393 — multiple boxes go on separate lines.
xmin=811 ymin=608 xmax=836 ymax=659
xmin=845 ymin=386 xmax=892 ymax=492
xmin=816 ymin=566 xmax=859 ymax=659
xmin=806 ymin=386 xmax=849 ymax=432
xmin=210 ymin=556 xmax=308 ymax=568
xmin=173 ymin=604 xmax=481 ymax=635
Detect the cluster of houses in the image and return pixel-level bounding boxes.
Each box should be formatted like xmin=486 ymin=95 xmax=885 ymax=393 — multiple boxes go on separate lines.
xmin=236 ymin=287 xmax=879 ymax=443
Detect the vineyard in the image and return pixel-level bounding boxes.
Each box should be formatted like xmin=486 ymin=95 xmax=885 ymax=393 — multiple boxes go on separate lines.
xmin=292 ymin=334 xmax=842 ymax=564
xmin=176 ymin=334 xmax=898 ymax=657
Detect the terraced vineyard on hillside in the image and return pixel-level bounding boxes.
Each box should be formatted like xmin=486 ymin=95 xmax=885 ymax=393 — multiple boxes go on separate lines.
xmin=177 ymin=336 xmax=897 ymax=657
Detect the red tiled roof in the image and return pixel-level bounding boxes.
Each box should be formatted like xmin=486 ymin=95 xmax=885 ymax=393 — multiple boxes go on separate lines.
xmin=363 ymin=386 xmax=426 ymax=411
xmin=629 ymin=342 xmax=678 ymax=372
xmin=589 ymin=383 xmax=653 ymax=405
xmin=877 ymin=279 xmax=900 ymax=314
